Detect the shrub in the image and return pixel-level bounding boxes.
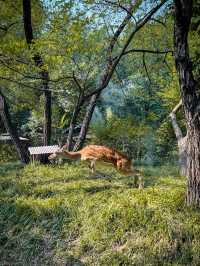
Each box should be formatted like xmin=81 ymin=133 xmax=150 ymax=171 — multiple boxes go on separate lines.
xmin=91 ymin=116 xmax=158 ymax=164
xmin=0 ymin=144 xmax=18 ymax=162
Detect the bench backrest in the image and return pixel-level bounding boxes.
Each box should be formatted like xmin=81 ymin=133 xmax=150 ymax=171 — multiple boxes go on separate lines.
xmin=28 ymin=145 xmax=59 ymax=155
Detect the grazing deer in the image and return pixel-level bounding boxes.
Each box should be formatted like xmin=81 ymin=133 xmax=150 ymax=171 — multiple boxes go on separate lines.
xmin=48 ymin=145 xmax=143 ymax=188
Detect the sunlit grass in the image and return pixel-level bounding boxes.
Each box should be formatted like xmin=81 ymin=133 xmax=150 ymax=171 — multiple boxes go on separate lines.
xmin=1 ymin=162 xmax=200 ymax=265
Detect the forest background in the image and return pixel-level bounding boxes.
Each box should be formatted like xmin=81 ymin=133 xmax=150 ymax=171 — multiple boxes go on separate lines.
xmin=1 ymin=0 xmax=197 ymax=165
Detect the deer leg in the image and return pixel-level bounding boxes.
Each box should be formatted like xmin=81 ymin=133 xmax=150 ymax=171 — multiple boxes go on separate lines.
xmin=90 ymin=160 xmax=96 ymax=173
xmin=134 ymin=175 xmax=139 ymax=188
xmin=138 ymin=175 xmax=144 ymax=189
xmin=116 ymin=160 xmax=122 ymax=172
xmin=132 ymin=172 xmax=144 ymax=189
xmin=126 ymin=169 xmax=144 ymax=189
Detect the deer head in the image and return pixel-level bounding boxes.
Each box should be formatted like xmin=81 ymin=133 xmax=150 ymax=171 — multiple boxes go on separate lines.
xmin=48 ymin=144 xmax=67 ymax=161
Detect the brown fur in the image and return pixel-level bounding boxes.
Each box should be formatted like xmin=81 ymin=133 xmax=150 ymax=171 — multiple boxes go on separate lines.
xmin=48 ymin=145 xmax=143 ymax=187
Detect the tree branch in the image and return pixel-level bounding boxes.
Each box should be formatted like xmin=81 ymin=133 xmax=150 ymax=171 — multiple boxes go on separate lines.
xmin=0 ymin=21 xmax=20 ymax=32
xmin=72 ymin=72 xmax=83 ymax=92
xmin=169 ymin=100 xmax=183 ymax=140
xmin=107 ymin=1 xmax=134 ymax=65
xmin=0 ymin=76 xmax=64 ymax=93
xmin=0 ymin=53 xmax=30 ymax=65
xmin=122 ymin=48 xmax=173 ymax=57
xmin=142 ymin=52 xmax=151 ymax=84
xmin=150 ymin=18 xmax=167 ymax=27
xmin=172 ymin=100 xmax=182 ymax=113
xmin=103 ymin=0 xmax=137 ymax=24
xmin=84 ymin=0 xmax=169 ymax=100
xmin=0 ymin=59 xmax=74 ymax=83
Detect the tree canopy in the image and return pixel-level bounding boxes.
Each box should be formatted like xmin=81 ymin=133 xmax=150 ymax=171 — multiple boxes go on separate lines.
xmin=0 ymin=0 xmax=199 ymax=167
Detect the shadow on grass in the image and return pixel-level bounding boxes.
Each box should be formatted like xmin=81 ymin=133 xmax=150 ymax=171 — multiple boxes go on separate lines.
xmin=34 ymin=170 xmax=114 ymax=185
xmin=86 ymin=170 xmax=113 ymax=179
xmin=83 ymin=184 xmax=124 ymax=194
xmin=32 ymin=184 xmax=129 ymax=199
xmin=65 ymin=257 xmax=85 ymax=266
xmin=0 ymin=161 xmax=24 ymax=177
xmin=0 ymin=199 xmax=84 ymax=265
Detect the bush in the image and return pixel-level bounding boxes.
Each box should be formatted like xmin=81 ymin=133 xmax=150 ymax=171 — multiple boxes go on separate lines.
xmin=0 ymin=144 xmax=18 ymax=162
xmin=91 ymin=116 xmax=158 ymax=165
xmin=155 ymin=120 xmax=179 ymax=165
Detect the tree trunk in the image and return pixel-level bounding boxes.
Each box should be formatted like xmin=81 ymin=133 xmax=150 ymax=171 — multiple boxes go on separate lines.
xmin=174 ymin=0 xmax=200 ymax=205
xmin=73 ymin=92 xmax=100 ymax=151
xmin=42 ymin=70 xmax=51 ymax=146
xmin=23 ymin=0 xmax=51 ymax=151
xmin=66 ymin=93 xmax=84 ymax=151
xmin=186 ymin=125 xmax=200 ymax=205
xmin=0 ymin=91 xmax=29 ymax=164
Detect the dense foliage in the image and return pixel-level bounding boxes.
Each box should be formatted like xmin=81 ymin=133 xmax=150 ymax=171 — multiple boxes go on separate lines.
xmin=0 ymin=0 xmax=199 ymax=165
xmin=0 ymin=0 xmax=185 ymax=164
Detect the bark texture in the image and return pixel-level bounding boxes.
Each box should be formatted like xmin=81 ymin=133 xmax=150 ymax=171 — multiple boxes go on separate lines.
xmin=66 ymin=93 xmax=84 ymax=151
xmin=174 ymin=0 xmax=200 ymax=205
xmin=23 ymin=0 xmax=51 ymax=149
xmin=0 ymin=91 xmax=29 ymax=163
xmin=42 ymin=70 xmax=51 ymax=146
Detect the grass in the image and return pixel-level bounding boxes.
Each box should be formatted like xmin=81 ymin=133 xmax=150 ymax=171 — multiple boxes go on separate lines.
xmin=1 ymin=162 xmax=200 ymax=265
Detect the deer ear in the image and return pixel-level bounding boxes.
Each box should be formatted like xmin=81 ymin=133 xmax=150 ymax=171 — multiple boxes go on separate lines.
xmin=61 ymin=144 xmax=68 ymax=151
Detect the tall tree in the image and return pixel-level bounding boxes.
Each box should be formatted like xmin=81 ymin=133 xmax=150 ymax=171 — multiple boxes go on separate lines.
xmin=174 ymin=0 xmax=200 ymax=205
xmin=22 ymin=0 xmax=52 ymax=149
xmin=0 ymin=1 xmax=31 ymax=164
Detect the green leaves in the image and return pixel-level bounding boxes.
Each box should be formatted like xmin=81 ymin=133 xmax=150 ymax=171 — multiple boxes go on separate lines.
xmin=59 ymin=113 xmax=68 ymax=128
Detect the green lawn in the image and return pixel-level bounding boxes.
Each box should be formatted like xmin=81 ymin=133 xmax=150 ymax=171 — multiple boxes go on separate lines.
xmin=1 ymin=162 xmax=200 ymax=265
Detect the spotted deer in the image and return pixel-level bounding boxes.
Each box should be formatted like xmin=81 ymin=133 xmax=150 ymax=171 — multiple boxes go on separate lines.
xmin=48 ymin=144 xmax=143 ymax=188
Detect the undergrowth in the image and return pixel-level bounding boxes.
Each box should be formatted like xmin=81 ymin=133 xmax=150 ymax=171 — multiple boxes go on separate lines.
xmin=1 ymin=162 xmax=200 ymax=265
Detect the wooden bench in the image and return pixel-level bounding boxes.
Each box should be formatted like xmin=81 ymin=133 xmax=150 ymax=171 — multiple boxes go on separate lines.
xmin=28 ymin=145 xmax=59 ymax=162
